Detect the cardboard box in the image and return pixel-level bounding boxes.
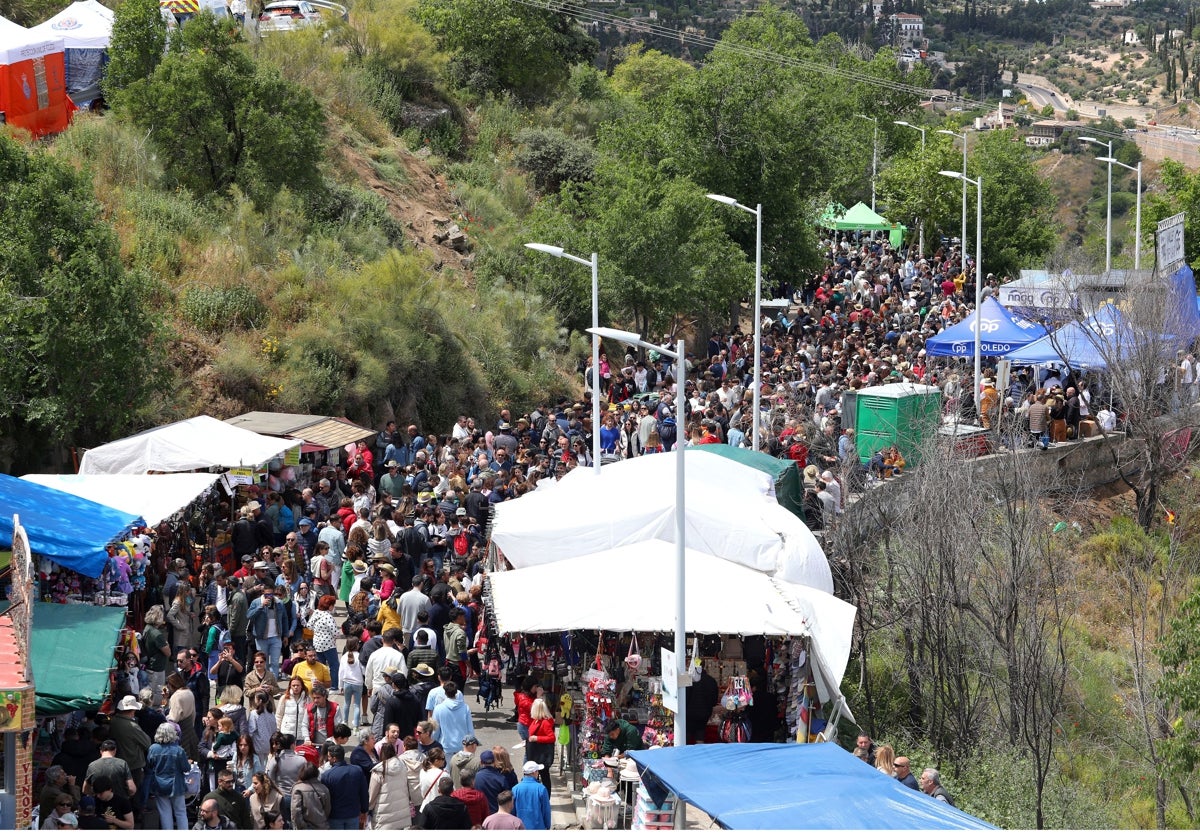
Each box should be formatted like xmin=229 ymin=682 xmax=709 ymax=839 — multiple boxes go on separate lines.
xmin=1079 ymin=419 xmax=1098 ymax=438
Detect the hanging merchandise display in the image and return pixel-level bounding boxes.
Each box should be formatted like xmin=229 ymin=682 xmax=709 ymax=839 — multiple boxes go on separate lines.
xmin=718 ymin=675 xmax=753 ymax=743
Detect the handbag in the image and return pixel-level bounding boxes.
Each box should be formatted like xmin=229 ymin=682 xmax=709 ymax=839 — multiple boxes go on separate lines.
xmin=584 ymin=633 xmax=609 ymax=684
xmin=624 ymin=635 xmax=643 ymax=673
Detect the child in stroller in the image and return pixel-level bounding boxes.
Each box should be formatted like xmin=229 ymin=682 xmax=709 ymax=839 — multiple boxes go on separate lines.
xmin=476 ymin=653 xmax=504 ymax=712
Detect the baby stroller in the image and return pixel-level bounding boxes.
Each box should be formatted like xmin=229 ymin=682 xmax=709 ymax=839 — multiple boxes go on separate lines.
xmin=477 ymin=654 xmax=504 ymax=712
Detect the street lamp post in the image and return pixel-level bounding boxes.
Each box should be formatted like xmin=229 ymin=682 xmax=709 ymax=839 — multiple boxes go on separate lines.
xmin=856 ymin=114 xmax=879 ymax=211
xmin=706 ymin=193 xmax=763 ymax=452
xmin=938 ymin=128 xmax=969 ymax=279
xmin=588 ymin=327 xmax=689 ymax=751
xmin=526 ymin=243 xmax=602 ymax=475
xmin=894 ymin=120 xmax=927 ymax=257
xmin=939 ymin=170 xmax=984 ymax=407
xmin=1097 ymin=155 xmax=1142 ymax=270
xmin=1080 ymin=136 xmax=1113 ymax=273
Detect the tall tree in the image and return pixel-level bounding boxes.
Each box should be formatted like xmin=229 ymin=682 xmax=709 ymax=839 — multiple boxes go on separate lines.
xmin=413 ymin=0 xmax=597 ymax=101
xmin=0 ymin=134 xmax=165 ymax=472
xmin=118 ymin=14 xmax=324 ymax=208
xmin=971 ymin=130 xmax=1058 ymax=278
xmin=102 ymin=0 xmax=168 ymax=102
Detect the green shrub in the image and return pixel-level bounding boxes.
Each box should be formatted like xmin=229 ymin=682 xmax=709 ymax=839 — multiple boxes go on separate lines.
xmin=181 ymin=285 xmax=266 ymax=333
xmin=513 ymin=126 xmax=596 ymax=193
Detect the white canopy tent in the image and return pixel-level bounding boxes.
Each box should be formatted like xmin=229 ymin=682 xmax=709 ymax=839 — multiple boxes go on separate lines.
xmin=21 ymin=472 xmax=218 ymax=527
xmin=29 ymin=0 xmax=112 ymax=106
xmin=491 ymin=448 xmax=832 ymax=593
xmin=488 ymin=540 xmax=856 ymax=722
xmin=79 ymin=414 xmax=295 ymax=475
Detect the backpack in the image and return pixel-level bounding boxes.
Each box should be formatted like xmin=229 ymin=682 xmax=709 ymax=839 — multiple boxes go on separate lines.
xmin=452 ymin=530 xmax=469 ymax=559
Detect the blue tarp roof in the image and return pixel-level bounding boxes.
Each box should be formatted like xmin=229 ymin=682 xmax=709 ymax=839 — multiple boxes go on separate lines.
xmin=627 ymin=742 xmax=996 ymax=830
xmin=1003 ymin=302 xmax=1163 ymax=369
xmin=925 ymin=296 xmax=1047 ymax=357
xmin=0 ymin=473 xmax=144 ymax=578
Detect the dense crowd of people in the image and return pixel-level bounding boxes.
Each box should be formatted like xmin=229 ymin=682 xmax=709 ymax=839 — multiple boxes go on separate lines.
xmin=38 ymin=232 xmax=1071 ymax=830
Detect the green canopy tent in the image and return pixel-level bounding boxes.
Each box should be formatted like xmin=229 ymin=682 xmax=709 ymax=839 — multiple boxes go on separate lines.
xmin=695 ymin=445 xmax=806 ymax=522
xmin=820 ymin=202 xmax=907 ymax=249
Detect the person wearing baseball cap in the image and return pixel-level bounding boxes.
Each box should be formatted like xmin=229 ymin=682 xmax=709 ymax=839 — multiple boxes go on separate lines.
xmin=512 ymin=759 xmax=550 ymax=829
xmin=472 ymin=750 xmax=508 ymax=814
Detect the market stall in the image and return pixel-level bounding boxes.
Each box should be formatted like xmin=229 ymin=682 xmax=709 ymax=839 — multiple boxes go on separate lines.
xmin=485 ymin=539 xmax=857 ymax=810
xmin=20 ymin=472 xmax=218 ymax=529
xmin=0 ymin=473 xmax=142 ymax=579
xmin=694 ymin=445 xmax=806 ymax=523
xmin=78 ymin=413 xmax=296 ymax=476
xmin=627 ymin=742 xmax=996 ymax=830
xmin=491 ymin=448 xmax=832 ymax=593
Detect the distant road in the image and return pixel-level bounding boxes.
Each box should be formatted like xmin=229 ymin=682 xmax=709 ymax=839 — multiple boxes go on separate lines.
xmin=1015 ymin=73 xmax=1071 ymax=112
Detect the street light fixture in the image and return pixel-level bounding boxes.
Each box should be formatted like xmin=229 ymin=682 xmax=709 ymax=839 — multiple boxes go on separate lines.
xmin=938 ymin=128 xmax=969 ymax=280
xmin=856 ymin=114 xmax=879 ymax=211
xmin=939 ymin=170 xmax=984 ymax=408
xmin=526 ymin=243 xmax=602 ymax=475
xmin=1097 ymin=156 xmax=1143 ymax=270
xmin=706 ymin=193 xmax=763 ymax=452
xmin=1080 ymin=136 xmax=1114 ymax=273
xmin=588 ymin=327 xmax=689 ymax=751
xmin=894 ymin=120 xmax=927 ymax=257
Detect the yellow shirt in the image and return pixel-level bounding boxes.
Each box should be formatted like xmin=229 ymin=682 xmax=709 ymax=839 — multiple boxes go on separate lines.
xmin=292 ymin=660 xmax=331 ymax=693
xmin=378 ymin=598 xmax=403 ymax=636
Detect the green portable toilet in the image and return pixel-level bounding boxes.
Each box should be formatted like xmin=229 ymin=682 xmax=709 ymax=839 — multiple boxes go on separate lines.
xmin=847 ymin=383 xmax=943 ymax=467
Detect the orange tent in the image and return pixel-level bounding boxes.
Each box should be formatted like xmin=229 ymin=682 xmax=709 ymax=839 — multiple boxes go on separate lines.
xmin=0 ymin=15 xmax=75 ymax=137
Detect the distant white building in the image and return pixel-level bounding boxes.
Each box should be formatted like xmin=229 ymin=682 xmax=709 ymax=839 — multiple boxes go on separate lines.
xmin=864 ymin=0 xmax=884 ymax=19
xmin=889 ymin=13 xmax=924 ymax=43
xmin=1123 ymin=29 xmax=1139 ymax=45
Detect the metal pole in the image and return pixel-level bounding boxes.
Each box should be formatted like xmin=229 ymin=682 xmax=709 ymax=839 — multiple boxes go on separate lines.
xmin=1104 ymin=149 xmax=1113 ymax=273
xmin=1134 ymin=161 xmax=1142 ymax=270
xmin=752 ymin=204 xmax=762 ymax=452
xmin=673 ymin=338 xmax=687 ymax=751
xmin=871 ymin=121 xmax=878 ymax=211
xmin=591 ymin=252 xmax=601 ymax=475
xmin=974 ymin=175 xmax=983 ymax=404
xmin=918 ymin=130 xmax=925 ymax=257
xmin=961 ymin=135 xmax=968 ymax=279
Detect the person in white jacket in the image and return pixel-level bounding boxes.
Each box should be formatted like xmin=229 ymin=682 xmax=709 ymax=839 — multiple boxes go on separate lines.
xmin=369 ymin=742 xmax=421 ymax=830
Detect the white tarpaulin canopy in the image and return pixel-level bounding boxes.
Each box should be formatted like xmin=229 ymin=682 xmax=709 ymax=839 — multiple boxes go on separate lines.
xmin=491 ymin=448 xmax=832 ymax=593
xmin=21 ymin=472 xmax=218 ymax=526
xmin=489 ymin=540 xmax=855 ymax=720
xmin=79 ymin=414 xmax=295 ymax=475
xmin=30 ymin=0 xmax=113 ymax=49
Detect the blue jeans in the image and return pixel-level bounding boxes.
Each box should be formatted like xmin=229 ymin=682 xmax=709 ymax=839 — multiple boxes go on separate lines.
xmin=319 ymin=647 xmax=339 ymax=689
xmin=258 ymin=636 xmax=282 ymax=673
xmin=517 ymin=722 xmax=529 ymax=742
xmin=337 ymin=682 xmax=363 ymax=728
xmin=329 ymin=816 xmax=359 ymax=830
xmin=154 ymin=793 xmax=188 ymax=830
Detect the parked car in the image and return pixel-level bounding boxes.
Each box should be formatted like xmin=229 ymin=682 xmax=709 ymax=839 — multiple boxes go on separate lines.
xmin=257 ymin=0 xmax=321 ymax=33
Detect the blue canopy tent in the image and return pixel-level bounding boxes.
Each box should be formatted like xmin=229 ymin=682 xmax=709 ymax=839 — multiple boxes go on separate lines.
xmin=628 ymin=742 xmax=996 ymax=830
xmin=0 ymin=473 xmax=143 ymax=578
xmin=1001 ymin=302 xmax=1156 ymax=370
xmin=925 ymin=296 xmax=1047 ymax=357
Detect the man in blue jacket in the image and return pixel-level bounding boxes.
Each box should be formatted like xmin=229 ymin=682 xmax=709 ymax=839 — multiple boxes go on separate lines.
xmin=318 ymin=744 xmax=369 ymax=830
xmin=473 ymin=750 xmax=509 ymax=814
xmin=512 ymin=760 xmax=551 ymax=830
xmin=247 ymin=588 xmax=291 ymax=673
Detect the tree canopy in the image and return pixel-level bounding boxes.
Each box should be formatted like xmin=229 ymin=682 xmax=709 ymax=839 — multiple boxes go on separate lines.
xmin=117 ymin=14 xmax=325 ymax=207
xmin=0 ymin=134 xmax=164 ymax=472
